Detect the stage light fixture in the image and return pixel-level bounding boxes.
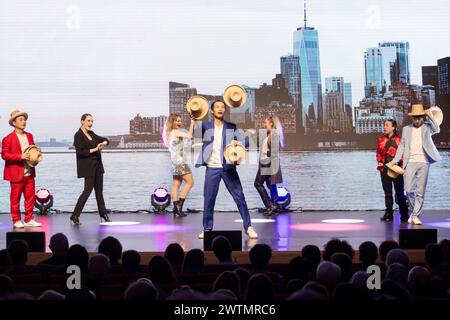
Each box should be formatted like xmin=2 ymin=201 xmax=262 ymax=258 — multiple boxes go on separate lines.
xmin=276 ymin=186 xmax=291 ymax=210
xmin=151 ymin=187 xmax=171 ymax=213
xmin=34 ymin=187 xmax=54 ymax=215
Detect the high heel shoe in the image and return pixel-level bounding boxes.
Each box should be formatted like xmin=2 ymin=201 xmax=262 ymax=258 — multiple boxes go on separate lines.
xmin=173 ymin=200 xmax=180 ymax=217
xmin=100 ymin=214 xmax=111 ymax=222
xmin=70 ymin=215 xmax=81 ymax=225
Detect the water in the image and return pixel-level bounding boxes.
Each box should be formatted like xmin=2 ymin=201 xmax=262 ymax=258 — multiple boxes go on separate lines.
xmin=1 ymin=149 xmax=449 ymax=212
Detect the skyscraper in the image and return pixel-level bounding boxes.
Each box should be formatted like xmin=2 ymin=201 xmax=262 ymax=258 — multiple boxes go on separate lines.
xmin=325 ymin=77 xmax=344 ymax=93
xmin=364 ymin=42 xmax=410 ymax=97
xmin=437 ymin=57 xmax=450 ymax=134
xmin=422 ymin=66 xmax=438 ymax=90
xmin=280 ymin=54 xmax=302 ymax=134
xmin=364 ymin=48 xmax=383 ymax=97
xmin=293 ymin=0 xmax=322 ymax=132
xmin=379 ymin=42 xmax=410 ymax=84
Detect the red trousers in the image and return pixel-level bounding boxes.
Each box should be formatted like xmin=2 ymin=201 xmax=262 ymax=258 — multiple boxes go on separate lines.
xmin=10 ymin=176 xmax=35 ymax=223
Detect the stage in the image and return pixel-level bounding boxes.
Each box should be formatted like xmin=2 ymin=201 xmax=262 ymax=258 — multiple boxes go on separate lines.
xmin=1 ymin=209 xmax=449 ymax=253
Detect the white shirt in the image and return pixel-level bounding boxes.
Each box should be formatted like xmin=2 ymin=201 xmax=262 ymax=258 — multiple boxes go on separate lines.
xmin=16 ymin=132 xmax=31 ymax=176
xmin=409 ymin=126 xmax=428 ymax=163
xmin=206 ymin=124 xmax=223 ymax=168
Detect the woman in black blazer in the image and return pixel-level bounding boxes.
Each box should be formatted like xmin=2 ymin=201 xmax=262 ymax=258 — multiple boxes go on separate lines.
xmin=71 ymin=113 xmax=111 ymax=225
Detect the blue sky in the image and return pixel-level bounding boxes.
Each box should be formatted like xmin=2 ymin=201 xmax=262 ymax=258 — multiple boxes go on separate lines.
xmin=1 ymin=0 xmax=449 ymax=140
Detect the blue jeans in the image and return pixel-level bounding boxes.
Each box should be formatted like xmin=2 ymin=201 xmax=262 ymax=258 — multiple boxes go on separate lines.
xmin=203 ymin=166 xmax=251 ymax=231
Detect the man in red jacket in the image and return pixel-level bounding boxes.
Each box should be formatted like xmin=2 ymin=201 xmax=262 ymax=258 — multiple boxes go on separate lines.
xmin=2 ymin=110 xmax=42 ymax=228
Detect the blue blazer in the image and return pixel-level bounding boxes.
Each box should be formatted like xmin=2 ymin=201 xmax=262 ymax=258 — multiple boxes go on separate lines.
xmin=392 ymin=115 xmax=441 ymax=168
xmin=195 ymin=120 xmax=249 ymax=168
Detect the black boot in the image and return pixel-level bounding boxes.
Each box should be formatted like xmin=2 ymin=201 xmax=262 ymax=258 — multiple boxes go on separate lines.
xmin=380 ymin=211 xmax=393 ymax=222
xmin=100 ymin=213 xmax=111 ymax=222
xmin=173 ymin=200 xmax=180 ymax=217
xmin=175 ymin=198 xmax=187 ymax=217
xmin=70 ymin=215 xmax=81 ymax=225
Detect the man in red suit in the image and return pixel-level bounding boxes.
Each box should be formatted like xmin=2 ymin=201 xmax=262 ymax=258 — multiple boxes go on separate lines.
xmin=2 ymin=110 xmax=42 ymax=228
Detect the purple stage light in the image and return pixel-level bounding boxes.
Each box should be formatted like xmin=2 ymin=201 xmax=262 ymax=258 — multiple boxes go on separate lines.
xmin=153 ymin=187 xmax=169 ymax=202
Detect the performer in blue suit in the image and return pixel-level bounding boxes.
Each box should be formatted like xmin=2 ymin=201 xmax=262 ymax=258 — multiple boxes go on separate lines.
xmin=193 ymin=100 xmax=258 ymax=239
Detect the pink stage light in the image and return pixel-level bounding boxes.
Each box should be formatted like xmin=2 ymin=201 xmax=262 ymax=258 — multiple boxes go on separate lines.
xmin=291 ymin=223 xmax=370 ymax=232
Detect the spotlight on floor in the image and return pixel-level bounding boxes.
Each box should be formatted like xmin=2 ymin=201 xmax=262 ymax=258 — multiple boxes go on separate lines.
xmin=35 ymin=188 xmax=53 ymax=215
xmin=276 ymin=186 xmax=291 ymax=210
xmin=151 ymin=187 xmax=171 ymax=214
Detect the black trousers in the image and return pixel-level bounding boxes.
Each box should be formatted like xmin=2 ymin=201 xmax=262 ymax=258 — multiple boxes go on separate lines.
xmin=254 ymin=168 xmax=278 ymax=209
xmin=73 ymin=167 xmax=107 ymax=217
xmin=380 ymin=170 xmax=408 ymax=216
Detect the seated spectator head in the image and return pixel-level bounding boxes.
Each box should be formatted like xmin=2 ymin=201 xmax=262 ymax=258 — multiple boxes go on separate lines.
xmin=88 ymin=254 xmax=111 ymax=280
xmin=234 ymin=267 xmax=251 ymax=285
xmin=316 ymin=261 xmax=341 ymax=292
xmin=164 ymin=243 xmax=185 ymax=269
xmin=65 ymin=287 xmax=96 ymax=301
xmin=183 ymin=249 xmax=204 ymax=274
xmin=425 ymin=243 xmax=444 ymax=268
xmin=38 ymin=290 xmax=65 ymax=300
xmin=385 ymin=262 xmax=408 ymax=289
xmin=323 ymin=239 xmax=354 ymax=261
xmin=286 ymin=256 xmax=310 ymax=282
xmin=358 ymin=241 xmax=378 ymax=269
xmin=98 ymin=236 xmax=122 ymax=265
xmin=285 ymin=279 xmax=305 ymax=296
xmin=213 ymin=271 xmax=241 ymax=299
xmin=167 ymin=285 xmax=206 ymax=300
xmin=330 ymin=252 xmax=354 ymax=282
xmin=379 ymin=240 xmax=400 ymax=262
xmin=287 ymin=281 xmax=329 ymax=300
xmin=430 ymin=276 xmax=448 ymax=299
xmin=0 ymin=275 xmax=14 ymax=297
xmin=148 ymin=255 xmax=176 ymax=284
xmin=245 ymin=273 xmax=274 ymax=301
xmin=385 ymin=248 xmax=409 ymax=268
xmin=212 ymin=236 xmax=233 ymax=263
xmin=408 ymin=266 xmax=432 ymax=298
xmin=66 ymin=244 xmax=89 ymax=273
xmin=349 ymin=271 xmax=374 ymax=300
xmin=48 ymin=233 xmax=69 ymax=257
xmin=332 ymin=282 xmax=359 ymax=301
xmin=209 ymin=289 xmax=237 ymax=300
xmin=124 ymin=278 xmax=159 ymax=300
xmin=377 ymin=279 xmax=409 ymax=300
xmin=3 ymin=292 xmax=34 ymax=300
xmin=7 ymin=240 xmax=28 ymax=266
xmin=439 ymin=239 xmax=450 ymax=262
xmin=122 ymin=250 xmax=141 ymax=274
xmin=0 ymin=249 xmax=10 ymax=267
xmin=249 ymin=244 xmax=272 ymax=272
xmin=301 ymin=245 xmax=321 ymax=270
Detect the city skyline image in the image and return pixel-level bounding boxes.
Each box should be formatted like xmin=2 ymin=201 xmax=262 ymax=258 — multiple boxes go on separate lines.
xmin=1 ymin=0 xmax=449 ymax=141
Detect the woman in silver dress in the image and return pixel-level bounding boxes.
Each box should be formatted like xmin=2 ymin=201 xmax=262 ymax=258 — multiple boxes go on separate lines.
xmin=164 ymin=113 xmax=195 ymax=217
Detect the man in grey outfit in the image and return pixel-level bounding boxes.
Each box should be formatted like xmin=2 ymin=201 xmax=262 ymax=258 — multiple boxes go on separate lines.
xmin=389 ymin=104 xmax=441 ymax=225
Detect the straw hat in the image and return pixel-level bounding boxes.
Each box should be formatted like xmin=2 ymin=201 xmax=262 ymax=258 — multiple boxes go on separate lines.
xmin=385 ymin=162 xmax=404 ymax=179
xmin=9 ymin=110 xmax=28 ymax=126
xmin=186 ymin=96 xmax=209 ymax=120
xmin=429 ymin=106 xmax=443 ymax=126
xmin=24 ymin=145 xmax=43 ymax=167
xmin=408 ymin=104 xmax=426 ymax=117
xmin=224 ymin=142 xmax=246 ymax=165
xmin=223 ymin=85 xmax=247 ymax=108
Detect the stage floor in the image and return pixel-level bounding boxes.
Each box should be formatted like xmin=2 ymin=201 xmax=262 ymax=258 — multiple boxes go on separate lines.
xmin=1 ymin=210 xmax=449 ymax=252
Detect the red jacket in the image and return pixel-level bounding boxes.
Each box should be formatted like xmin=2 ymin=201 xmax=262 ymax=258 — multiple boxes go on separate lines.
xmin=376 ymin=133 xmax=402 ymax=172
xmin=2 ymin=131 xmax=36 ymax=182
